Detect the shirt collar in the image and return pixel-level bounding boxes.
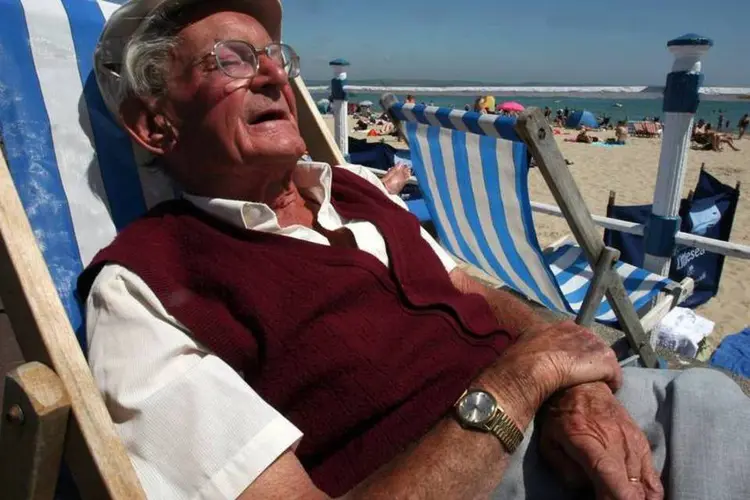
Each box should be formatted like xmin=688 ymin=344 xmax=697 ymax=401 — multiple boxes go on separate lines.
xmin=183 ymin=161 xmax=335 ymax=232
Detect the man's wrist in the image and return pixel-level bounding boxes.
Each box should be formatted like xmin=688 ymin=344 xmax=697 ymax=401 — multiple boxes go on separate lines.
xmin=474 ymin=364 xmax=542 ymax=430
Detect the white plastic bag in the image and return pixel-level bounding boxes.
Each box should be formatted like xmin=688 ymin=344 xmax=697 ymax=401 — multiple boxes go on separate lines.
xmin=652 ymin=307 xmax=715 ymax=359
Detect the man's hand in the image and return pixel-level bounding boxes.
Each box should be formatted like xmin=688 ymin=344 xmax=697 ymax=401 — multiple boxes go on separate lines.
xmin=450 ymin=269 xmax=622 ymax=396
xmin=475 ymin=319 xmax=623 ymax=433
xmin=539 ymin=382 xmax=664 ymax=500
xmin=484 ymin=319 xmax=623 ymax=400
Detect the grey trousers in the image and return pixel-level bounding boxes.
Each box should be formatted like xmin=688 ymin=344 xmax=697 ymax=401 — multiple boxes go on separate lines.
xmin=494 ymin=368 xmax=750 ymax=500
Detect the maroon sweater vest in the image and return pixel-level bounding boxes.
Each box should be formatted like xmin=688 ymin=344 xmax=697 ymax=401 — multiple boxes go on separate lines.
xmin=78 ymin=168 xmax=516 ymax=495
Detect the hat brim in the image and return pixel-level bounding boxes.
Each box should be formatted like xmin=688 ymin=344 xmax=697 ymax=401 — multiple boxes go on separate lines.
xmin=95 ymin=0 xmax=282 ymax=117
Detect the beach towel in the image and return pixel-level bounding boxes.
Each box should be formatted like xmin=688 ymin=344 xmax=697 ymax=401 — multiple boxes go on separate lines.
xmin=710 ymin=328 xmax=750 ymax=378
xmin=592 ymin=142 xmax=625 ymax=148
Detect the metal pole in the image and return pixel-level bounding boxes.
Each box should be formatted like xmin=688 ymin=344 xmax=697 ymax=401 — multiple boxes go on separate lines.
xmin=642 ymin=34 xmax=713 ymax=276
xmin=329 ymin=58 xmax=350 ymax=159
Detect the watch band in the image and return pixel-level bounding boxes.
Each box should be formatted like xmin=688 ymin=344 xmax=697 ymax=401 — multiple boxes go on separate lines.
xmin=484 ymin=405 xmax=524 ymax=453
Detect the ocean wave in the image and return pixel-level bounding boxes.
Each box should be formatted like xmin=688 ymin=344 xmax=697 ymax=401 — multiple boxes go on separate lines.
xmin=307 ymin=85 xmax=750 ymax=99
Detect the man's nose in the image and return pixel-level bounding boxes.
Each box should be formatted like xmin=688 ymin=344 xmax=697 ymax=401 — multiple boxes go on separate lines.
xmin=250 ymin=53 xmax=289 ymax=90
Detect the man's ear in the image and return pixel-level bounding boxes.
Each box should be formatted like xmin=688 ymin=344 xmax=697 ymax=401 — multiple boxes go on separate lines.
xmin=119 ymin=96 xmax=176 ymax=156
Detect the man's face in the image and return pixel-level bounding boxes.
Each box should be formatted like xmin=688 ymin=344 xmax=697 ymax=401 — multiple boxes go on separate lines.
xmin=158 ymin=6 xmax=307 ymax=191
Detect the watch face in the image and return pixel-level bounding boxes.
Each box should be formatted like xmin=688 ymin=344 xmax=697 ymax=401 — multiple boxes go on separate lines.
xmin=458 ymin=391 xmax=496 ymax=426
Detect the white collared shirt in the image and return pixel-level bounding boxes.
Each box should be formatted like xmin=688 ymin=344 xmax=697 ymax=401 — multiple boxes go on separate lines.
xmin=86 ymin=163 xmax=455 ymax=500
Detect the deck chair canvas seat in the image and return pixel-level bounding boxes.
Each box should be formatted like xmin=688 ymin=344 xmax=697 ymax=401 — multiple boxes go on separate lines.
xmin=380 ymin=97 xmax=687 ymax=367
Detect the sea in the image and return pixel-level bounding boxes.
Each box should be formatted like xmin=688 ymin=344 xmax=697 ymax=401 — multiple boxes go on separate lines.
xmin=309 ymin=81 xmax=750 ymax=129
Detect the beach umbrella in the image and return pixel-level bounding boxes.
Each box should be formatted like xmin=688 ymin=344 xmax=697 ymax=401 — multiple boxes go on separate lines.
xmin=498 ymin=101 xmax=525 ymax=113
xmin=359 ymin=100 xmax=374 ymax=107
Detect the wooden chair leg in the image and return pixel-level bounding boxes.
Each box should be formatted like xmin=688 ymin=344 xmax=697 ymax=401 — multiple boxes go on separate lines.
xmin=0 ymin=362 xmax=70 ymax=500
xmin=576 ymin=247 xmax=620 ymax=327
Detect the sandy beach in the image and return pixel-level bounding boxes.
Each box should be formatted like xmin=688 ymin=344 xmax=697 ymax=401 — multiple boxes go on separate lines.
xmin=324 ymin=115 xmax=750 ymax=351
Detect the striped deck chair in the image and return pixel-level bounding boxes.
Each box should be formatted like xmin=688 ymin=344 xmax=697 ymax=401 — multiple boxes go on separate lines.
xmin=381 ymin=96 xmax=685 ymax=368
xmin=0 ymin=0 xmax=166 ymax=496
xmin=642 ymin=121 xmax=659 ymax=137
xmin=0 ymin=0 xmax=335 ymax=496
xmin=632 ymin=121 xmax=660 ymax=138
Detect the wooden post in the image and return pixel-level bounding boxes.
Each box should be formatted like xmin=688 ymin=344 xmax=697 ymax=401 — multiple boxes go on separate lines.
xmin=0 ymin=362 xmax=70 ymax=500
xmin=606 ymin=190 xmax=617 ymax=217
xmin=576 ymin=247 xmax=620 ymax=327
xmin=608 ymin=190 xmax=617 ymax=208
xmin=643 ymin=34 xmax=713 ymax=276
xmin=329 ymin=58 xmax=350 ymax=158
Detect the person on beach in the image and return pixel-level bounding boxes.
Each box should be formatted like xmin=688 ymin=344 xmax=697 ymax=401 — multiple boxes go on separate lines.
xmin=405 ymin=94 xmax=415 ymax=104
xmin=694 ymin=122 xmax=740 ymax=151
xmin=554 ymin=109 xmax=564 ymax=127
xmin=739 ymin=113 xmax=749 ymax=139
xmin=575 ymin=128 xmax=600 ymax=144
xmin=83 ymin=1 xmax=750 ymax=499
xmin=712 ymin=133 xmax=741 ymax=151
xmin=606 ymin=121 xmax=628 ymax=145
xmin=473 ymin=96 xmax=488 ymax=114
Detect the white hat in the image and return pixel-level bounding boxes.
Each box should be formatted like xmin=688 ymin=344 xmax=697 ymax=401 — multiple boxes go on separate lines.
xmin=94 ymin=0 xmax=282 ymax=117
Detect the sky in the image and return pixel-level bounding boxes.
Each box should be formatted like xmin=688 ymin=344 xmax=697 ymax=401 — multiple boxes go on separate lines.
xmin=282 ymin=0 xmax=750 ymax=86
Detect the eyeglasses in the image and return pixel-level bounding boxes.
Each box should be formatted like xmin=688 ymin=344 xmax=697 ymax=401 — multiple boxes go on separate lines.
xmin=204 ymin=40 xmax=300 ymax=80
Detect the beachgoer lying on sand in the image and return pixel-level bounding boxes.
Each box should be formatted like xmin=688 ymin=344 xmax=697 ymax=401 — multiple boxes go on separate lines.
xmin=354 ymin=118 xmax=370 ymax=131
xmin=373 ymin=122 xmax=396 ymax=136
xmin=84 ymin=2 xmax=750 ymax=499
xmin=710 ymin=132 xmax=741 ymax=152
xmin=694 ymin=124 xmax=741 ymax=151
xmin=576 ymin=128 xmax=600 ymax=144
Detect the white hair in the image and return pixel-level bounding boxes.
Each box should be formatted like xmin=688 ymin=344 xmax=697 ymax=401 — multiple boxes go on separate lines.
xmin=118 ymin=11 xmax=184 ymax=106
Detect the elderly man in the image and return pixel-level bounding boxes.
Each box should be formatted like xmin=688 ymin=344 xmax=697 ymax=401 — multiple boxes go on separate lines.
xmin=81 ymin=0 xmax=750 ymax=498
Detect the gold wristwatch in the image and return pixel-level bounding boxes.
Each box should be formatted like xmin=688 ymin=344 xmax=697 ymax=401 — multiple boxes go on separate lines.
xmin=454 ymin=389 xmax=524 ymax=453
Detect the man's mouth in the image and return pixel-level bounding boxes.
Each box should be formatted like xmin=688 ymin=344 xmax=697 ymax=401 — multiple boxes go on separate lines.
xmin=249 ymin=109 xmax=288 ymax=125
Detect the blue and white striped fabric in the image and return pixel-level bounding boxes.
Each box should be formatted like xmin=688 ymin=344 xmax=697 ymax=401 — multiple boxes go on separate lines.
xmin=0 ymin=0 xmax=174 ymax=346
xmin=546 ymin=243 xmax=671 ymax=323
xmin=392 ymin=103 xmax=569 ymax=313
xmin=388 ymin=102 xmax=672 ymax=323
